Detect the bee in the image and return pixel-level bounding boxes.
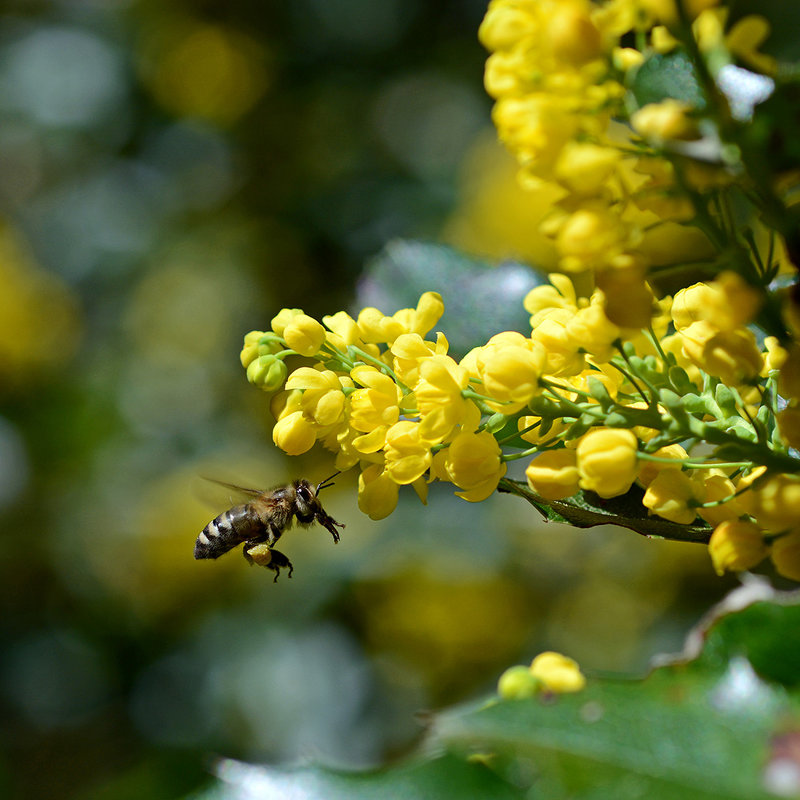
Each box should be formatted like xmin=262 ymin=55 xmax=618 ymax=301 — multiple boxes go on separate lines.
xmin=194 ymin=473 xmax=344 ymax=582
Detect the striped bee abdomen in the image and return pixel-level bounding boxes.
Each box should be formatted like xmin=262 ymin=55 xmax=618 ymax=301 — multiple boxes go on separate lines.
xmin=194 ymin=503 xmax=265 ymax=559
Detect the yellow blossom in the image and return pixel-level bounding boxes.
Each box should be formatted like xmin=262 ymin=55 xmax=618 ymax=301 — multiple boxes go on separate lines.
xmin=391 ymin=332 xmax=448 ymax=387
xmin=771 ymin=531 xmax=800 ymax=582
xmin=555 ymin=204 xmax=632 ymax=273
xmin=524 ymin=273 xmax=579 ymax=329
xmin=566 ymin=299 xmax=621 ymax=363
xmin=708 ymin=519 xmax=768 ymax=576
xmin=643 ymin=469 xmax=699 ymax=525
xmin=672 ymin=275 xmax=761 ymax=332
xmin=348 ymin=365 xmax=403 ymax=453
xmin=547 ymin=3 xmax=603 ymax=66
xmin=679 ymin=320 xmax=763 ymax=385
xmin=272 ymin=410 xmax=317 ymax=456
xmin=471 ymin=332 xmax=547 ymax=413
xmin=745 ymin=474 xmax=800 ymax=533
xmin=525 ymin=449 xmax=580 ymax=500
xmin=577 ymin=427 xmax=639 ymax=498
xmin=415 ymin=355 xmax=474 ymax=440
xmin=695 ymin=472 xmax=742 ymax=528
xmin=530 ymin=651 xmax=586 ymax=693
xmin=726 ymin=14 xmax=777 ymax=76
xmin=322 ymin=310 xmax=361 ymax=349
xmin=358 ymin=464 xmax=399 ymax=520
xmin=285 ymin=367 xmax=348 ymax=427
xmin=637 ymin=444 xmax=688 ymax=487
xmin=270 ymin=307 xmax=304 ymax=337
xmin=443 ymin=430 xmax=507 ymax=502
xmin=631 ymin=99 xmax=699 ymax=141
xmin=383 ymin=421 xmax=434 ymax=485
xmin=530 ymin=310 xmax=585 ymax=376
xmin=283 ymin=313 xmax=326 ymax=357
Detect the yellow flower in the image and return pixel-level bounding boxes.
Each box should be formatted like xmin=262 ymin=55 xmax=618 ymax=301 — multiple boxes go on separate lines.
xmin=642 ymin=469 xmax=699 ymax=525
xmin=443 ymin=430 xmax=507 ymax=502
xmin=555 ymin=204 xmax=632 ymax=273
xmin=554 ymin=141 xmax=621 ymax=196
xmin=285 ymin=367 xmax=348 ymax=427
xmin=322 ymin=310 xmax=361 ymax=349
xmin=348 ymin=365 xmax=403 ymax=453
xmin=672 ymin=275 xmax=761 ymax=332
xmin=357 ymin=292 xmax=445 ymax=345
xmin=695 ymin=472 xmax=741 ymax=528
xmin=272 ymin=410 xmax=317 ymax=456
xmin=577 ymin=428 xmax=638 ymax=498
xmin=547 ymin=2 xmax=603 ymax=66
xmin=471 ymin=332 xmax=547 ymax=414
xmin=566 ymin=299 xmax=621 ymax=363
xmin=283 ymin=313 xmax=327 ymax=357
xmin=525 ymin=449 xmax=580 ymax=500
xmin=746 ymin=474 xmax=800 ymax=533
xmin=771 ymin=531 xmax=800 ymax=582
xmin=384 ymin=421 xmax=433 ymax=485
xmin=391 ymin=332 xmax=448 ymax=387
xmin=415 ymin=355 xmax=473 ymax=441
xmin=679 ymin=320 xmax=763 ymax=385
xmin=636 ymin=444 xmax=688 ymax=487
xmin=708 ymin=519 xmax=768 ymax=576
xmin=726 ymin=14 xmax=777 ymax=76
xmin=631 ymin=99 xmax=699 ymax=141
xmin=478 ymin=0 xmax=538 ymax=53
xmin=530 ymin=651 xmax=586 ymax=693
xmin=530 ymin=310 xmax=585 ymax=376
xmin=358 ymin=464 xmax=399 ymax=520
xmin=524 ymin=273 xmax=579 ymax=329
xmin=270 ymin=307 xmax=304 ymax=337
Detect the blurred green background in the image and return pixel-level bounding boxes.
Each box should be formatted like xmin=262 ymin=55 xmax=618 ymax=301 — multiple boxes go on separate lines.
xmin=0 ymin=2 xmax=731 ymax=798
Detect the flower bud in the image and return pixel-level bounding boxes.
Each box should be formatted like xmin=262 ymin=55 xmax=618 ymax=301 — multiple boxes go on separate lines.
xmin=576 ymin=428 xmax=639 ymax=498
xmin=525 ymin=449 xmax=580 ymax=500
xmin=283 ymin=314 xmax=327 ymax=357
xmin=246 ymin=354 xmax=288 ymax=392
xmin=530 ymin=651 xmax=586 ymax=693
xmin=272 ymin=410 xmax=316 ymax=455
xmin=708 ymin=519 xmax=768 ymax=576
xmin=771 ymin=531 xmax=800 ymax=582
xmin=498 ymin=665 xmax=542 ymax=700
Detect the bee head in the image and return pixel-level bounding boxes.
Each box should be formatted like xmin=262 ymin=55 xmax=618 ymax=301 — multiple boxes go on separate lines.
xmin=294 ymin=472 xmax=340 ymax=522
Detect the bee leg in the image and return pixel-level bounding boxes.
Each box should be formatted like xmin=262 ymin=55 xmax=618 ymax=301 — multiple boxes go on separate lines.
xmin=242 ymin=541 xmax=293 ymax=582
xmin=266 ymin=549 xmax=293 ymax=583
xmin=242 ymin=537 xmax=268 ymax=566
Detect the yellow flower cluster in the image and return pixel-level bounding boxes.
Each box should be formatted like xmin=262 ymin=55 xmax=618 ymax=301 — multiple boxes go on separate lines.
xmin=243 ymin=262 xmax=800 ymax=583
xmin=478 ymin=0 xmax=782 ymax=328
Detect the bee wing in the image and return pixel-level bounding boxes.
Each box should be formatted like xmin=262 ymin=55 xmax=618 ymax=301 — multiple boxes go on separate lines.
xmin=200 ymin=477 xmax=266 ymax=500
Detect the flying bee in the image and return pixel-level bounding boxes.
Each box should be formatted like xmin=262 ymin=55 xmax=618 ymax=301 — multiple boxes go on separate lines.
xmin=194 ymin=473 xmax=344 ymax=582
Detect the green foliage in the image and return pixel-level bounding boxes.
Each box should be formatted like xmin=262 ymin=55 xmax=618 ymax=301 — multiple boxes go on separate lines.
xmin=194 ymin=584 xmax=800 ymax=800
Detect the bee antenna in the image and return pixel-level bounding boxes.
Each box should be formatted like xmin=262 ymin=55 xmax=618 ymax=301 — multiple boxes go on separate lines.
xmin=316 ymin=470 xmax=341 ymax=494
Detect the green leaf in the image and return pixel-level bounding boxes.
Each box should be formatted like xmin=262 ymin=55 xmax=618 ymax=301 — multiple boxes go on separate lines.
xmin=190 ymin=753 xmax=525 ymax=800
xmin=497 ymin=479 xmax=712 ymax=543
xmin=190 ymin=585 xmax=800 ymax=800
xmin=429 ymin=583 xmax=800 ymax=800
xmin=630 ymin=51 xmax=706 ymax=111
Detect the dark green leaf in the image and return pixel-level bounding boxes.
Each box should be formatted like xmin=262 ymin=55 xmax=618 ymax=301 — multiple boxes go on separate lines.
xmin=630 ymin=51 xmax=706 ymax=110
